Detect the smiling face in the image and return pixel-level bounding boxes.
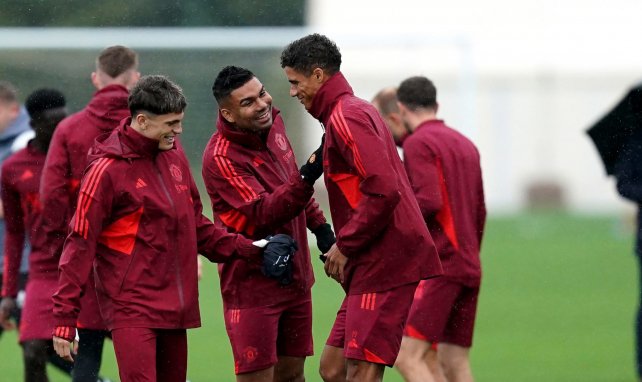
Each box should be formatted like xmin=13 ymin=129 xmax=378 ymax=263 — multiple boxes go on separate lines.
xmin=283 ymin=67 xmax=324 ymax=111
xmin=220 ymin=77 xmax=273 ymax=132
xmin=134 ymin=111 xmax=184 ymax=150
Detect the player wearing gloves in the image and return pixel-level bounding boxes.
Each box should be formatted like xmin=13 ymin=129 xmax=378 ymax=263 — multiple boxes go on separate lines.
xmin=51 ymin=75 xmax=293 ymax=382
xmin=202 ymin=66 xmax=334 ymax=381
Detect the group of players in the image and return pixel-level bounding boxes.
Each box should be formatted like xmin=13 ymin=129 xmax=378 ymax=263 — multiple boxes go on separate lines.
xmin=0 ymin=33 xmax=485 ymax=382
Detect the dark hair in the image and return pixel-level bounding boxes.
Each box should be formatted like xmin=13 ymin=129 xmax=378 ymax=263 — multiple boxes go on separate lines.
xmin=97 ymin=45 xmax=139 ymax=78
xmin=128 ymin=75 xmax=186 ymax=116
xmin=397 ymin=76 xmax=437 ymax=111
xmin=212 ymin=66 xmax=255 ymax=103
xmin=280 ymin=33 xmax=341 ymax=76
xmin=25 ymin=88 xmax=66 ymax=118
xmin=0 ymin=81 xmax=18 ymax=103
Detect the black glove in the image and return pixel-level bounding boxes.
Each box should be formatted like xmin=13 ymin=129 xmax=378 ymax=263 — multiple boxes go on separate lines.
xmin=299 ymin=134 xmax=325 ymax=185
xmin=312 ymin=223 xmax=336 ymax=263
xmin=262 ymin=234 xmax=298 ymax=285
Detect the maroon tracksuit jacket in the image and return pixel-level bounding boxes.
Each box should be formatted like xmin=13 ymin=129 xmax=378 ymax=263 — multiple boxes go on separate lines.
xmin=41 ymin=84 xmax=130 ymax=329
xmin=53 ymin=119 xmax=261 ymax=330
xmin=402 ymin=120 xmax=486 ymax=286
xmin=1 ymin=143 xmax=55 ymax=297
xmin=202 ymin=108 xmax=326 ymax=308
xmin=307 ymin=72 xmax=443 ymax=294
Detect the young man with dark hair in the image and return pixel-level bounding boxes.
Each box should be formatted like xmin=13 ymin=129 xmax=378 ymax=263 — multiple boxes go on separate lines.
xmin=281 ymin=34 xmax=443 ymax=382
xmin=0 ymin=88 xmax=73 ymax=381
xmin=52 ymin=75 xmax=291 ymax=382
xmin=203 ymin=65 xmax=333 ymax=382
xmin=394 ymin=76 xmax=486 ymax=382
xmin=40 ymin=45 xmax=140 ymax=381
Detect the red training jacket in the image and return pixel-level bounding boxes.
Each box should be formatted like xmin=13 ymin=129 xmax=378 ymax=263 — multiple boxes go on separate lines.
xmin=41 ymin=84 xmax=130 ymax=330
xmin=1 ymin=143 xmax=54 ymax=297
xmin=202 ymin=108 xmax=326 ymax=308
xmin=402 ymin=120 xmax=486 ymax=286
xmin=307 ymin=72 xmax=443 ymax=294
xmin=53 ymin=119 xmax=261 ymax=330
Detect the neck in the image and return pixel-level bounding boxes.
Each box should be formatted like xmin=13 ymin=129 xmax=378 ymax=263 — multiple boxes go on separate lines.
xmin=408 ymin=111 xmax=438 ymax=132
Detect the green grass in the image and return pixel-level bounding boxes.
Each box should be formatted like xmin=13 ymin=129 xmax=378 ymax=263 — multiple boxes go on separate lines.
xmin=0 ymin=213 xmax=638 ymax=381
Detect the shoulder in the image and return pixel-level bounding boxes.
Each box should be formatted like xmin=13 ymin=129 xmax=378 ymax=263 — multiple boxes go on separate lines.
xmin=1 ymin=149 xmax=26 ymax=173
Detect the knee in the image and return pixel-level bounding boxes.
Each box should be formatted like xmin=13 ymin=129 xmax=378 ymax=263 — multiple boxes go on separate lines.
xmin=319 ymin=361 xmax=345 ymax=382
xmin=275 ymin=368 xmax=305 ymax=382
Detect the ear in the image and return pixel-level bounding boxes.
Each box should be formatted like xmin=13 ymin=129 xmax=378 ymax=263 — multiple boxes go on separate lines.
xmin=134 ymin=112 xmax=147 ymax=128
xmin=312 ymin=67 xmax=325 ymax=83
xmin=91 ymin=72 xmax=101 ymax=90
xmin=220 ymin=108 xmax=235 ymax=124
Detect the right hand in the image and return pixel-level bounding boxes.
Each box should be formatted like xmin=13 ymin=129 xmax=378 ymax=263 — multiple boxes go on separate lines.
xmin=0 ymin=297 xmax=16 ymax=330
xmin=53 ymin=326 xmax=78 ymax=362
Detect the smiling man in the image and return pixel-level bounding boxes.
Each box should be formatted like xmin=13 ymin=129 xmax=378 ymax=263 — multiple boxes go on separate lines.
xmin=202 ymin=66 xmax=335 ymax=382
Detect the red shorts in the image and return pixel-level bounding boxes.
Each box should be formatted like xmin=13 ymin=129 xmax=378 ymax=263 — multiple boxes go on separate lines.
xmin=111 ymin=327 xmax=187 ymax=382
xmin=19 ymin=277 xmax=57 ymax=343
xmin=326 ymin=282 xmax=418 ymax=366
xmin=223 ymin=291 xmax=313 ymax=374
xmin=404 ymin=278 xmax=480 ymax=347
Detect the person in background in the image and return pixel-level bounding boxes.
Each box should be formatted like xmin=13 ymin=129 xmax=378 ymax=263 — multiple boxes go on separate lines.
xmin=0 ymin=88 xmax=74 ymax=381
xmin=40 ymin=45 xmax=140 ymax=382
xmin=371 ymin=87 xmax=408 ymax=159
xmin=281 ymin=34 xmax=443 ymax=382
xmin=394 ymin=76 xmax=486 ymax=382
xmin=203 ymin=65 xmax=333 ymax=382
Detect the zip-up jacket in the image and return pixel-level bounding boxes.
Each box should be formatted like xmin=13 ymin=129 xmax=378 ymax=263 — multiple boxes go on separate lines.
xmin=41 ymin=84 xmax=130 ymax=329
xmin=403 ymin=120 xmax=486 ymax=286
xmin=1 ymin=143 xmax=53 ymax=298
xmin=53 ymin=119 xmax=261 ymax=330
xmin=307 ymin=72 xmax=443 ymax=294
xmin=202 ymin=108 xmax=326 ymax=308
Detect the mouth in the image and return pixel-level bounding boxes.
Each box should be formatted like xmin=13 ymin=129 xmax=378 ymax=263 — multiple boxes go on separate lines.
xmin=256 ymin=109 xmax=271 ymax=124
xmin=162 ymin=135 xmax=176 ymax=145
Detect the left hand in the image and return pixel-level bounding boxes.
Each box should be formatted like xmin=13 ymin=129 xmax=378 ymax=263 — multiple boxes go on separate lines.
xmin=197 ymin=256 xmax=204 ymax=281
xmin=0 ymin=297 xmax=16 ymax=330
xmin=323 ymin=244 xmax=348 ymax=284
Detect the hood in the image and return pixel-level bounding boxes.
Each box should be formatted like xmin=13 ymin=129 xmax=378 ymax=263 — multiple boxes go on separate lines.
xmin=0 ymin=106 xmax=31 ymax=142
xmin=87 ymin=117 xmax=165 ymax=163
xmin=308 ymin=72 xmax=354 ymax=123
xmin=85 ymin=84 xmax=130 ymax=132
xmin=216 ymin=106 xmax=281 ymax=150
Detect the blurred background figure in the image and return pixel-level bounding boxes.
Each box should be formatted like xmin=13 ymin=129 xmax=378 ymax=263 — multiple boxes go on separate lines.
xmin=0 ymin=88 xmax=72 ymax=382
xmin=371 ymin=87 xmax=408 ymax=159
xmin=0 ymin=81 xmax=33 ymax=341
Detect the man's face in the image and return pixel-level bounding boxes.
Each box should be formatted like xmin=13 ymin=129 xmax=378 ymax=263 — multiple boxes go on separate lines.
xmin=221 ymin=77 xmax=273 ymax=132
xmin=0 ymin=101 xmax=19 ymax=132
xmin=284 ymin=67 xmax=322 ymax=111
xmin=138 ymin=111 xmax=184 ymax=151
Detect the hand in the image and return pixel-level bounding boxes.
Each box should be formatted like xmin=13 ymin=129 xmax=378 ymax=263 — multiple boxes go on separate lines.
xmin=262 ymin=234 xmax=298 ymax=285
xmin=299 ymin=134 xmax=325 ymax=185
xmin=323 ymin=244 xmax=348 ymax=284
xmin=312 ymin=223 xmax=336 ymax=263
xmin=53 ymin=326 xmax=78 ymax=362
xmin=0 ymin=297 xmax=17 ymax=330
xmin=197 ymin=256 xmax=204 ymax=281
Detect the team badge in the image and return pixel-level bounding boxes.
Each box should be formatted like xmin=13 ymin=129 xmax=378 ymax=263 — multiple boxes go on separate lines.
xmin=275 ymin=133 xmax=288 ymax=151
xmin=243 ymin=346 xmax=258 ymax=363
xmin=169 ymin=164 xmax=182 ymax=182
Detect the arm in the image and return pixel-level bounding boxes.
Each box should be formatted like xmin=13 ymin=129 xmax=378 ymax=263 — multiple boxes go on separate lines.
xmin=615 ymin=144 xmax=642 ymax=203
xmin=0 ymin=166 xmax=26 ymax=299
xmin=403 ymin=138 xmax=443 ymax=220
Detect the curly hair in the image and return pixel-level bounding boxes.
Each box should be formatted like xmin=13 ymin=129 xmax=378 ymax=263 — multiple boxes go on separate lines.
xmin=280 ymin=33 xmax=341 ymax=76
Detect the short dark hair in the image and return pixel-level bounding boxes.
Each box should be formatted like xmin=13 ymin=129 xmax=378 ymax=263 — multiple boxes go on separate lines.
xmin=97 ymin=45 xmax=139 ymax=78
xmin=0 ymin=81 xmax=18 ymax=104
xmin=128 ymin=75 xmax=186 ymax=116
xmin=25 ymin=88 xmax=66 ymax=118
xmin=397 ymin=76 xmax=437 ymax=111
xmin=280 ymin=33 xmax=341 ymax=76
xmin=212 ymin=66 xmax=255 ymax=104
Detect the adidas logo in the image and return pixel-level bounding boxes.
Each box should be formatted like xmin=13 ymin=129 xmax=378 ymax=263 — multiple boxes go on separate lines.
xmin=20 ymin=170 xmax=34 ymax=180
xmin=135 ymin=178 xmax=147 ymax=189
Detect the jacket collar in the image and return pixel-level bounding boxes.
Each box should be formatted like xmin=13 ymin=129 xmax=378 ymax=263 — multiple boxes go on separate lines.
xmin=308 ymin=72 xmax=354 ymax=123
xmin=415 ymin=119 xmax=445 ymax=133
xmin=86 ymin=84 xmax=130 ymax=132
xmin=217 ymin=107 xmax=281 ymax=150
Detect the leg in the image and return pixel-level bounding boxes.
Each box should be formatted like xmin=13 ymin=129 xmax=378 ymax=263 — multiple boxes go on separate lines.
xmin=424 ymin=345 xmax=447 ymax=382
xmin=274 ymin=292 xmax=313 ymax=382
xmin=22 ymin=339 xmax=49 ymax=382
xmin=438 ymin=343 xmax=473 ymax=382
xmin=636 ymin=253 xmax=642 ymax=380
xmin=319 ymin=345 xmax=346 ymax=382
xmin=394 ymin=336 xmax=435 ymax=382
xmin=112 ymin=327 xmax=157 ymax=382
xmin=237 ymin=367 xmax=274 ymax=382
xmin=156 ymin=329 xmax=188 ymax=382
xmin=345 ymin=359 xmax=384 ymax=382
xmin=73 ymin=328 xmax=107 ymax=382
xmin=274 ymin=356 xmax=305 ymax=382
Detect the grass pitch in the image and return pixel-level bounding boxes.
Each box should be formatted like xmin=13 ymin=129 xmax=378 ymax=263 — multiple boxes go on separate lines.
xmin=0 ymin=213 xmax=637 ymax=381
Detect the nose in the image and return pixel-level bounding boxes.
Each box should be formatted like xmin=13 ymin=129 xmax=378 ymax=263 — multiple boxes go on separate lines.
xmin=289 ymin=85 xmax=297 ymax=97
xmin=173 ymin=124 xmax=183 ymax=135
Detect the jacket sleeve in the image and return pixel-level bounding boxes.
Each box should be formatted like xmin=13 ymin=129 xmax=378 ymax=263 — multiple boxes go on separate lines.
xmin=52 ymin=158 xmax=114 ymax=328
xmin=476 ymin=169 xmax=487 ymax=247
xmin=330 ymin=105 xmax=402 ymax=257
xmin=189 ymin=171 xmax=262 ymax=263
xmin=1 ymin=165 xmax=25 ymax=298
xmin=305 ymin=198 xmax=327 ymax=231
xmin=615 ymin=142 xmax=642 ymax=203
xmin=202 ymin=148 xmax=314 ymax=232
xmin=402 ymin=138 xmax=443 ymax=220
xmin=40 ymin=127 xmax=73 ymax=258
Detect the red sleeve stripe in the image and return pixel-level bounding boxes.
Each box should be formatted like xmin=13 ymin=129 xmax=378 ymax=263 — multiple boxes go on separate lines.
xmin=74 ymin=158 xmax=114 ymax=238
xmin=213 ymin=137 xmax=258 ymax=203
xmin=330 ymin=101 xmax=366 ymax=177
